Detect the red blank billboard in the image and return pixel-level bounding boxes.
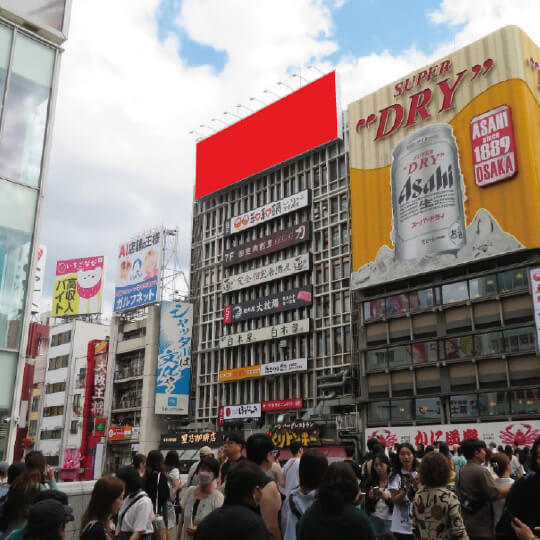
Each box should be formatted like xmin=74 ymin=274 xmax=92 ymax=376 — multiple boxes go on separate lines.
xmin=195 ymin=72 xmax=340 ymax=199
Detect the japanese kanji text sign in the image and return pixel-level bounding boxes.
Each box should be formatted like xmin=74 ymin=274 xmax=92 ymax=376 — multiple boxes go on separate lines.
xmin=223 ymin=403 xmax=261 ymax=420
xmin=91 ymin=341 xmax=108 ymax=420
xmin=155 ymin=301 xmax=192 ymax=415
xmin=160 ymin=431 xmax=222 ymax=449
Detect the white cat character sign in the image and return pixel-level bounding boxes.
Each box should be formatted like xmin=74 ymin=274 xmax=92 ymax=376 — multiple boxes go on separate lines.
xmin=52 ymin=256 xmax=105 ymax=316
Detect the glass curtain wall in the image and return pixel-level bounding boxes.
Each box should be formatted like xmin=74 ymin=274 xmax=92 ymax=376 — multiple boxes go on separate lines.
xmin=0 ymin=21 xmax=57 ymax=459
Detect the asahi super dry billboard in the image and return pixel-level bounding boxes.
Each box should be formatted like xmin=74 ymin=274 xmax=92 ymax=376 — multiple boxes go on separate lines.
xmin=348 ymin=26 xmax=540 ymax=289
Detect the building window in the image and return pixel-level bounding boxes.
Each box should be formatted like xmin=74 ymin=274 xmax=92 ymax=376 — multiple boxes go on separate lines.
xmin=387 ymin=346 xmax=411 ymax=368
xmin=40 ymin=429 xmax=62 ymax=440
xmin=45 ymin=382 xmax=66 ymax=394
xmin=510 ymin=389 xmax=540 ymax=415
xmin=503 ymin=326 xmax=535 ymax=353
xmin=416 ymin=397 xmax=441 ymax=421
xmin=48 ymin=355 xmax=69 ymax=370
xmin=412 ymin=342 xmax=438 ymax=364
xmin=386 ymin=294 xmax=409 ymax=316
xmin=73 ymin=394 xmax=81 ymax=408
xmin=475 ymin=331 xmax=504 ymax=356
xmin=31 ymin=396 xmax=40 ymax=412
xmin=28 ymin=420 xmax=37 ymax=437
xmin=498 ymin=269 xmax=528 ymax=293
xmin=367 ymin=401 xmax=389 ymax=424
xmin=450 ymin=394 xmax=479 ymax=419
xmin=46 ymin=455 xmax=59 ymax=466
xmin=367 ymin=349 xmax=387 ymax=371
xmin=479 ymin=391 xmax=508 ymax=416
xmin=441 ymin=281 xmax=469 ymax=304
xmin=51 ymin=331 xmax=71 ymax=347
xmin=363 ymin=299 xmax=385 ymax=322
xmin=43 ymin=406 xmax=63 ymax=417
xmin=410 ymin=288 xmax=437 ymax=311
xmin=444 ymin=336 xmax=473 ymax=360
xmin=70 ymin=421 xmax=78 ymax=435
xmin=469 ymin=275 xmax=498 ymax=299
xmin=390 ymin=399 xmax=413 ymax=422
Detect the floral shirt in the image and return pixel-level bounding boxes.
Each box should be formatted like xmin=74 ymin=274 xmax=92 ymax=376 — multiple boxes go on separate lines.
xmin=412 ymin=486 xmax=469 ymax=540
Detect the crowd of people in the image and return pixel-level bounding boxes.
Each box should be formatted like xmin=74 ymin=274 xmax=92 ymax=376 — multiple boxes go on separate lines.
xmin=0 ymin=434 xmax=539 ymax=540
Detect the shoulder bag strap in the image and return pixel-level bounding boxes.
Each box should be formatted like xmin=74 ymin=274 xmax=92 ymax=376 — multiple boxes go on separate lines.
xmin=118 ymin=492 xmax=146 ymax=533
xmin=288 ymin=493 xmax=303 ymax=520
xmin=155 ymin=472 xmax=161 ymax=513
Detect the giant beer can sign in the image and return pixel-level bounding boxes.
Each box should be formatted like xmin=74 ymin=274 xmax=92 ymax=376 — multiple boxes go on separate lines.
xmin=348 ymin=26 xmax=540 ymax=289
xmin=392 ymin=124 xmax=465 ymax=260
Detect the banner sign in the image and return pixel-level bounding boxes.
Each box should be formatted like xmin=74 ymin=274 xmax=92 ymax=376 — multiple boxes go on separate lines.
xmin=219 ymin=358 xmax=308 ymax=382
xmin=531 ymin=268 xmax=540 ymax=344
xmin=260 ymin=358 xmax=308 ymax=376
xmin=366 ymin=421 xmax=540 ymax=449
xmin=224 ymin=190 xmax=309 ymax=236
xmin=155 ymin=301 xmax=192 ymax=415
xmin=114 ymin=230 xmax=163 ymax=312
xmin=223 ymin=403 xmax=261 ymax=420
xmin=349 ymin=26 xmax=540 ymax=290
xmin=160 ymin=431 xmax=222 ymax=449
xmin=219 ymin=319 xmax=310 ymax=349
xmin=223 ymin=287 xmax=312 ymax=324
xmin=223 ymin=221 xmax=310 ymax=267
xmin=222 ymin=253 xmax=310 ymax=293
xmin=269 ymin=421 xmax=320 ymax=449
xmin=91 ymin=341 xmax=108 ymax=418
xmin=262 ymin=398 xmax=303 ymax=412
xmin=31 ymin=245 xmax=46 ymax=315
xmin=107 ymin=426 xmax=132 ymax=441
xmin=470 ymin=104 xmax=517 ymax=187
xmin=52 ymin=256 xmax=104 ymax=316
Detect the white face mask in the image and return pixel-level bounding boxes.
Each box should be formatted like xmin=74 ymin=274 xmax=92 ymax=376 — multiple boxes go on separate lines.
xmin=198 ymin=471 xmax=214 ymax=486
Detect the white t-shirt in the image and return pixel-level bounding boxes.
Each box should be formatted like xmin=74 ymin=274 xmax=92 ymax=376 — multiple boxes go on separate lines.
xmin=372 ymin=488 xmax=393 ymax=521
xmin=282 ymin=457 xmax=300 ymax=496
xmin=493 ymin=477 xmax=514 ymax=528
xmin=119 ymin=491 xmax=154 ymax=534
xmin=389 ymin=471 xmax=415 ymax=535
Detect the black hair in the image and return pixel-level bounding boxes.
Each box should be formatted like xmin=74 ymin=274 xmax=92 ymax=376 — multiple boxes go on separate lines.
xmin=344 ymin=444 xmax=355 ymax=458
xmin=317 ymin=462 xmax=358 ymax=514
xmin=224 ymin=460 xmax=265 ymax=505
xmin=529 ymin=437 xmax=540 ymax=473
xmin=289 ymin=441 xmax=302 ymax=455
xmin=460 ymin=439 xmax=486 ymax=461
xmin=117 ymin=465 xmax=142 ymax=495
xmin=390 ymin=443 xmax=418 ymax=478
xmin=132 ymin=453 xmax=146 ymax=470
xmin=197 ymin=456 xmax=220 ymax=478
xmin=224 ymin=431 xmax=245 ymax=446
xmin=146 ymin=450 xmax=164 ymax=474
xmin=164 ymin=451 xmax=180 ymax=470
xmin=7 ymin=462 xmax=24 ymax=484
xmin=246 ymin=433 xmax=273 ymax=466
xmin=370 ymin=453 xmax=390 ymax=485
xmin=299 ymin=450 xmax=328 ymax=491
xmin=366 ymin=438 xmax=379 ymax=452
xmin=438 ymin=441 xmax=451 ymax=457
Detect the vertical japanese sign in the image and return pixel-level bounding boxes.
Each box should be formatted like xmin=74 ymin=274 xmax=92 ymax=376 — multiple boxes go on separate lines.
xmin=530 ymin=268 xmax=540 ymax=344
xmin=114 ymin=230 xmax=163 ymax=312
xmin=91 ymin=341 xmax=108 ymax=420
xmin=52 ymin=256 xmax=104 ymax=316
xmin=155 ymin=301 xmax=193 ymax=415
xmin=31 ymin=245 xmax=46 ymax=315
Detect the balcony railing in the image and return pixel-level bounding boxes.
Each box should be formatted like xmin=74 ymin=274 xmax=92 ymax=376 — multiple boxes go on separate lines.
xmin=114 ymin=366 xmax=144 ymax=381
xmin=112 ymin=398 xmax=142 ymax=410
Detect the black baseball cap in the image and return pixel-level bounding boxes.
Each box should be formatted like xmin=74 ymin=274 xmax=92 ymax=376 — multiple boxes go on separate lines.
xmin=26 ymin=499 xmax=74 ymax=533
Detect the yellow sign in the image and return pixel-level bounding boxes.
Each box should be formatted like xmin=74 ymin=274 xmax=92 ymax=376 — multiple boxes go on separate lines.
xmin=348 ymin=26 xmax=540 ymax=289
xmin=52 ymin=256 xmax=104 ymax=316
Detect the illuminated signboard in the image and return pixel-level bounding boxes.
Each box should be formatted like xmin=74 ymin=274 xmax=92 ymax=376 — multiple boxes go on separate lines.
xmin=195 ymin=72 xmax=340 ymax=199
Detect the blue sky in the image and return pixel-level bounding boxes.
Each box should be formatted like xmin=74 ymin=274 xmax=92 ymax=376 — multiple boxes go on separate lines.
xmin=155 ymin=0 xmax=463 ymax=72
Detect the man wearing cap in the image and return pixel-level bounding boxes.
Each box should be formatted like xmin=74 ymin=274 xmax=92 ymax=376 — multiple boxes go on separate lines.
xmin=220 ymin=432 xmax=246 ymax=487
xmin=187 ymin=446 xmax=214 ymax=487
xmin=14 ymin=498 xmax=74 ymax=540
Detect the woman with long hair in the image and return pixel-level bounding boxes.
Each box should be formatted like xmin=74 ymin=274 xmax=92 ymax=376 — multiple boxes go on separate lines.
xmin=296 ymin=462 xmax=375 ymax=540
xmin=177 ymin=457 xmax=224 ymax=540
xmin=437 ymin=441 xmax=456 ymax=488
xmin=365 ymin=453 xmax=393 ymax=535
xmin=165 ymin=451 xmax=182 ymax=532
xmin=389 ymin=443 xmax=420 ymax=540
xmin=0 ymin=451 xmax=57 ymax=535
xmin=80 ymin=476 xmax=124 ymax=539
xmin=143 ymin=450 xmax=170 ymax=539
xmin=489 ymin=452 xmax=514 ymax=530
xmin=412 ymin=452 xmax=467 ymax=540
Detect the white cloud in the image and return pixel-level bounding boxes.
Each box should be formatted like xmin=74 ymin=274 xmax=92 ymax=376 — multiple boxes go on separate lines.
xmin=40 ymin=0 xmax=540 ymax=316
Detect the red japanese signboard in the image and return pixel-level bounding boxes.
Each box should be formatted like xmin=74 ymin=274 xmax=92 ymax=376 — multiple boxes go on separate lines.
xmin=470 ymin=104 xmax=518 ymax=187
xmin=91 ymin=341 xmax=108 ymax=418
xmin=262 ymin=398 xmax=303 ymax=412
xmin=107 ymin=426 xmax=132 ymax=441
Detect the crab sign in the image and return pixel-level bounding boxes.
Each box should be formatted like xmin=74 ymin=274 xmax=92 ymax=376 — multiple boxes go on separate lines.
xmin=499 ymin=423 xmax=540 ymax=446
